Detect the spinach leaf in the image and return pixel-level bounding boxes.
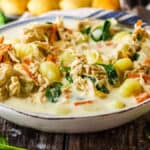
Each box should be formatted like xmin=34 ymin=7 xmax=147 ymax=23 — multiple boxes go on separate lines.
xmin=130 ymin=53 xmax=140 ymax=61
xmin=96 ymin=84 xmax=110 ymax=94
xmin=45 ymin=82 xmax=63 ymax=103
xmin=91 ymin=20 xmax=111 ymax=41
xmin=99 ymin=64 xmax=118 ymax=85
xmin=81 ymin=75 xmax=96 ymax=83
xmin=60 ymin=61 xmax=70 ymax=72
xmin=81 ymin=26 xmax=91 ymax=35
xmin=66 ymin=72 xmax=73 ymax=83
xmin=0 ymin=12 xmax=6 ymax=25
xmin=0 ymin=12 xmax=13 ymax=25
xmin=60 ymin=61 xmax=73 ymax=83
xmin=136 ymin=33 xmax=142 ymax=41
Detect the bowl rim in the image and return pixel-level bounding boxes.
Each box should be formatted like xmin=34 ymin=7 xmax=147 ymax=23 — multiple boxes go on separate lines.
xmin=0 ymin=12 xmax=150 ymax=120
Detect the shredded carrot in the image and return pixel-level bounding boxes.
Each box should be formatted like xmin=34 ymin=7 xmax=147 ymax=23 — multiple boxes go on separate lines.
xmin=128 ymin=73 xmax=150 ymax=82
xmin=136 ymin=19 xmax=143 ymax=27
xmin=0 ymin=54 xmax=3 ymax=62
xmin=0 ymin=36 xmax=4 ymax=44
xmin=135 ymin=92 xmax=150 ymax=103
xmin=49 ymin=24 xmax=57 ymax=43
xmin=22 ymin=64 xmax=38 ymax=84
xmin=23 ymin=58 xmax=32 ymax=64
xmin=74 ymin=100 xmax=93 ymax=106
xmin=144 ymin=58 xmax=150 ymax=65
xmin=143 ymin=75 xmax=150 ymax=81
xmin=47 ymin=55 xmax=56 ymax=62
xmin=128 ymin=73 xmax=141 ymax=78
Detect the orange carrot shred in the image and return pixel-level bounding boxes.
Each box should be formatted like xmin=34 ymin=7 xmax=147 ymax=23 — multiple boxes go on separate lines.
xmin=128 ymin=73 xmax=141 ymax=78
xmin=136 ymin=19 xmax=143 ymax=27
xmin=47 ymin=55 xmax=56 ymax=62
xmin=144 ymin=58 xmax=150 ymax=65
xmin=74 ymin=100 xmax=93 ymax=106
xmin=0 ymin=36 xmax=4 ymax=44
xmin=49 ymin=24 xmax=57 ymax=43
xmin=143 ymin=75 xmax=150 ymax=81
xmin=0 ymin=55 xmax=3 ymax=62
xmin=22 ymin=64 xmax=38 ymax=84
xmin=23 ymin=58 xmax=32 ymax=64
xmin=136 ymin=92 xmax=150 ymax=103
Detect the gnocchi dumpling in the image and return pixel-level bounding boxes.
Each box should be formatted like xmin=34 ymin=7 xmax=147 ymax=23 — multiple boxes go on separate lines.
xmin=40 ymin=61 xmax=61 ymax=82
xmin=14 ymin=43 xmax=40 ymax=59
xmin=55 ymin=105 xmax=72 ymax=115
xmin=60 ymin=51 xmax=75 ymax=65
xmin=114 ymin=58 xmax=133 ymax=72
xmin=85 ymin=50 xmax=103 ymax=64
xmin=110 ymin=100 xmax=126 ymax=109
xmin=119 ymin=79 xmax=142 ymax=97
xmin=113 ymin=31 xmax=130 ymax=42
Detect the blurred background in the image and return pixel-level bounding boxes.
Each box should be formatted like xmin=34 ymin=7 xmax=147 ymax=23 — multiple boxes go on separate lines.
xmin=0 ymin=0 xmax=150 ymax=24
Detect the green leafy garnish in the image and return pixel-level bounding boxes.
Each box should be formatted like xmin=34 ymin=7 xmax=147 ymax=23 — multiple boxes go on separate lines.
xmin=96 ymin=84 xmax=110 ymax=94
xmin=0 ymin=12 xmax=13 ymax=26
xmin=136 ymin=33 xmax=142 ymax=41
xmin=91 ymin=20 xmax=111 ymax=41
xmin=81 ymin=26 xmax=91 ymax=35
xmin=60 ymin=61 xmax=73 ymax=83
xmin=60 ymin=61 xmax=70 ymax=72
xmin=0 ymin=134 xmax=27 ymax=150
xmin=66 ymin=72 xmax=73 ymax=83
xmin=81 ymin=75 xmax=96 ymax=83
xmin=45 ymin=82 xmax=63 ymax=103
xmin=46 ymin=21 xmax=52 ymax=24
xmin=0 ymin=12 xmax=6 ymax=25
xmin=98 ymin=64 xmax=118 ymax=85
xmin=130 ymin=53 xmax=140 ymax=61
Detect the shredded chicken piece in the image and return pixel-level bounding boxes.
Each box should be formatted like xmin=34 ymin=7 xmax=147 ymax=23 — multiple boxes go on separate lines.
xmin=9 ymin=76 xmax=20 ymax=96
xmin=0 ymin=87 xmax=8 ymax=101
xmin=23 ymin=23 xmax=53 ymax=43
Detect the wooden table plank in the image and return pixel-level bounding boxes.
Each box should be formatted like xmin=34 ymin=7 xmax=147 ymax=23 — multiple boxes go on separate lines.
xmin=67 ymin=112 xmax=150 ymax=150
xmin=0 ymin=112 xmax=150 ymax=150
xmin=0 ymin=119 xmax=64 ymax=150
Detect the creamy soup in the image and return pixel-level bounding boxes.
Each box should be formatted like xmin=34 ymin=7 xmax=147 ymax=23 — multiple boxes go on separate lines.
xmin=0 ymin=18 xmax=150 ymax=116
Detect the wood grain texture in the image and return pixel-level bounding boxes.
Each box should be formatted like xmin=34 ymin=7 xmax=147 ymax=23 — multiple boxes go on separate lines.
xmin=0 ymin=112 xmax=150 ymax=150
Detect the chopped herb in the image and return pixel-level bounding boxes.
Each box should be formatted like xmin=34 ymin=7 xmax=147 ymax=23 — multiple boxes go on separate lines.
xmin=81 ymin=75 xmax=96 ymax=83
xmin=96 ymin=84 xmax=110 ymax=94
xmin=60 ymin=61 xmax=70 ymax=72
xmin=60 ymin=61 xmax=73 ymax=83
xmin=66 ymin=72 xmax=73 ymax=83
xmin=98 ymin=64 xmax=118 ymax=85
xmin=0 ymin=12 xmax=6 ymax=25
xmin=144 ymin=121 xmax=150 ymax=140
xmin=0 ymin=134 xmax=27 ymax=150
xmin=46 ymin=21 xmax=52 ymax=24
xmin=81 ymin=26 xmax=91 ymax=35
xmin=91 ymin=20 xmax=111 ymax=42
xmin=0 ymin=12 xmax=13 ymax=25
xmin=45 ymin=82 xmax=63 ymax=103
xmin=130 ymin=53 xmax=140 ymax=61
xmin=137 ymin=33 xmax=142 ymax=41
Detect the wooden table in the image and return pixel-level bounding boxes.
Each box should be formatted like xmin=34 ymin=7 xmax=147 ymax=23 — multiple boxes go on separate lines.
xmin=0 ymin=112 xmax=150 ymax=150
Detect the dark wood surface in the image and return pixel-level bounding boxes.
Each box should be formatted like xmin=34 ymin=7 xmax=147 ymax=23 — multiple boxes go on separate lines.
xmin=0 ymin=112 xmax=150 ymax=150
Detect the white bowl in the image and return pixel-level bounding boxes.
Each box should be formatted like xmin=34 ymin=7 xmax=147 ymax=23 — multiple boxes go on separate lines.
xmin=0 ymin=12 xmax=150 ymax=133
